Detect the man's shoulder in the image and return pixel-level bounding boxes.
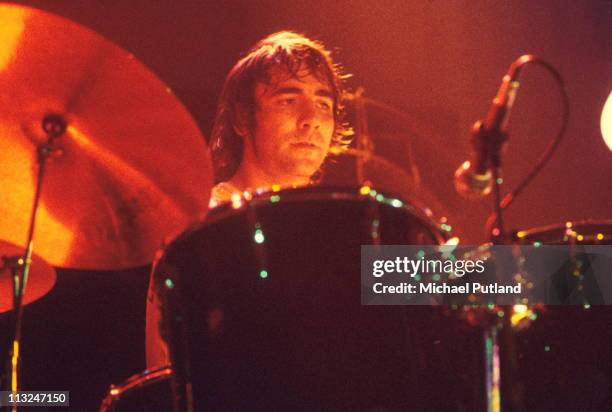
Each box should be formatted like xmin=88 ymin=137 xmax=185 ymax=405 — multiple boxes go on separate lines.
xmin=209 ymin=182 xmax=241 ymax=208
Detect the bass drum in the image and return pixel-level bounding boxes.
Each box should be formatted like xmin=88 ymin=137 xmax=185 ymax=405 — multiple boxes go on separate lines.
xmin=513 ymin=221 xmax=612 ymax=409
xmin=153 ymin=187 xmax=450 ymax=411
xmin=515 ymin=219 xmax=612 ymax=305
xmin=99 ymin=367 xmax=172 ymax=412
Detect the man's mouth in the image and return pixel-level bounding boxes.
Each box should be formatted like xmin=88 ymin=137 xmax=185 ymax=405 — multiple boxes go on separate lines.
xmin=291 ymin=142 xmax=319 ymax=150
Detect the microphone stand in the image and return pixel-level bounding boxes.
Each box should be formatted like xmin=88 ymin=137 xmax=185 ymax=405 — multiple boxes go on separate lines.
xmin=4 ymin=114 xmax=66 ymax=411
xmin=468 ymin=54 xmax=568 ymax=412
xmin=472 ymin=122 xmax=524 ymax=412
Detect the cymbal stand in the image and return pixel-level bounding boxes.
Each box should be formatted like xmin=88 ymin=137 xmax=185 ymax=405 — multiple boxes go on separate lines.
xmin=4 ymin=114 xmax=66 ymax=410
xmin=353 ymin=87 xmax=374 ymax=185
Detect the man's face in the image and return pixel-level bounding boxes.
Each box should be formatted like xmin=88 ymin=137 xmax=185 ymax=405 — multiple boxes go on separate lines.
xmin=244 ymin=68 xmax=335 ymax=185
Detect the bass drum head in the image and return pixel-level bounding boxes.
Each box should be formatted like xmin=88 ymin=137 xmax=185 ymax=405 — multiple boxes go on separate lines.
xmin=156 ymin=187 xmax=451 ymax=410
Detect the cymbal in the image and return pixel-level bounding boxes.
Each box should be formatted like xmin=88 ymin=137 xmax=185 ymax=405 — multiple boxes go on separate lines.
xmin=324 ymin=147 xmax=454 ymax=225
xmin=0 ymin=5 xmax=212 ymax=269
xmin=343 ymin=92 xmax=456 ymax=165
xmin=0 ymin=240 xmax=57 ymax=313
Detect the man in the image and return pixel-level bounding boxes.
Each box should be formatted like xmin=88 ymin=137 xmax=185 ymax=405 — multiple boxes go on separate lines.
xmin=147 ymin=31 xmax=352 ymax=368
xmin=208 ymin=30 xmax=352 ymax=205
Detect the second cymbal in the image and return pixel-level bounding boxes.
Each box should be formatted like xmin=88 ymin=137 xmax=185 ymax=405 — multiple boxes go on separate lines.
xmin=0 ymin=240 xmax=57 ymax=313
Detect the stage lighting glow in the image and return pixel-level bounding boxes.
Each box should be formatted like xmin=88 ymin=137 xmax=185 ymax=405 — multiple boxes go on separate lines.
xmin=0 ymin=6 xmax=25 ymax=72
xmin=602 ymin=92 xmax=612 ymax=151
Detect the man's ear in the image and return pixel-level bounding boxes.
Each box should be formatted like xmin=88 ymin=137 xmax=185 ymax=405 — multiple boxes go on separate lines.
xmin=233 ymin=105 xmax=250 ymax=137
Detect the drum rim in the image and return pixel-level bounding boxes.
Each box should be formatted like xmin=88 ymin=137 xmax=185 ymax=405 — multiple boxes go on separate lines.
xmin=100 ymin=366 xmax=172 ymax=411
xmin=164 ymin=185 xmax=448 ymax=250
xmin=516 ymin=219 xmax=612 ymax=242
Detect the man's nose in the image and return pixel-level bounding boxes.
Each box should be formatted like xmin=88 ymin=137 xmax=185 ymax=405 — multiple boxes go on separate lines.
xmin=298 ymin=101 xmax=320 ymax=131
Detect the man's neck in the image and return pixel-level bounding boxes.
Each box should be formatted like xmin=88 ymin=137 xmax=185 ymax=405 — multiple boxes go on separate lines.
xmin=227 ymin=163 xmax=309 ymax=193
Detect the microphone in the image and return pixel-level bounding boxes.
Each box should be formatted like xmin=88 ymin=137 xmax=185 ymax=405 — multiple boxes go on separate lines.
xmin=454 ymin=55 xmax=532 ymax=198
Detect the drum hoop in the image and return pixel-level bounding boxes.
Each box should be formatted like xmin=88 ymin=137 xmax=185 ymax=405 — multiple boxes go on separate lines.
xmin=518 ymin=219 xmax=612 ymax=241
xmin=172 ymin=185 xmax=447 ymax=248
xmin=100 ymin=366 xmax=172 ymax=411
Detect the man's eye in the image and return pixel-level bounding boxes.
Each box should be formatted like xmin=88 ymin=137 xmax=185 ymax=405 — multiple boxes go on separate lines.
xmin=279 ymin=98 xmax=295 ymax=105
xmin=318 ymin=101 xmax=332 ymax=111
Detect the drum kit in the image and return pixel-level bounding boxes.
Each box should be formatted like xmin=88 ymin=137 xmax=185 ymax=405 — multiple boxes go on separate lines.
xmin=0 ymin=3 xmax=609 ymax=412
